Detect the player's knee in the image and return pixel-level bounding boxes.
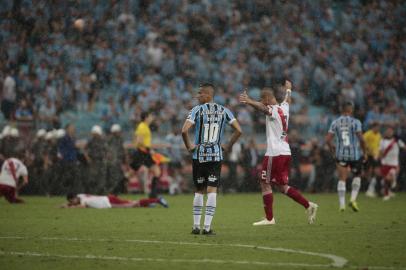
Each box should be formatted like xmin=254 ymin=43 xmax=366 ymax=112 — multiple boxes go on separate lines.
xmin=278 ymin=185 xmax=289 ymax=194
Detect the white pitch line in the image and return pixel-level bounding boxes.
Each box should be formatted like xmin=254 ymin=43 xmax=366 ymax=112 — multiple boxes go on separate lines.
xmin=0 ymin=236 xmax=346 ymax=267
xmin=0 ymin=250 xmax=331 ymax=268
xmin=0 ymin=237 xmax=404 ymax=270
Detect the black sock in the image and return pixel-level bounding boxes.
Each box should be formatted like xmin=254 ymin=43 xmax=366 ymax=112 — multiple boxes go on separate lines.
xmin=149 ymin=177 xmax=159 ymax=198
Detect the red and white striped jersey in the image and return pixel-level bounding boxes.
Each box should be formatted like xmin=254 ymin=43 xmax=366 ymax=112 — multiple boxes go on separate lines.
xmin=0 ymin=158 xmax=28 ymax=188
xmin=265 ymin=102 xmax=291 ymax=157
xmin=380 ymin=138 xmax=405 ymax=166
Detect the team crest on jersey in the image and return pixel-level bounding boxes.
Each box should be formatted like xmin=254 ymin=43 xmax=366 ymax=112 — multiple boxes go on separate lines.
xmin=197 ymin=177 xmax=205 ymax=184
xmin=208 ymin=175 xmax=217 ymax=182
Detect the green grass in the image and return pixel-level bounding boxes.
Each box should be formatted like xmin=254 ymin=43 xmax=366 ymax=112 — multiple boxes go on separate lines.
xmin=1 ymin=193 xmax=406 ymax=270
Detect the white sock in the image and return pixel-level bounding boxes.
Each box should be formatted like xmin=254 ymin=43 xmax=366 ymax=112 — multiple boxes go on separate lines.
xmin=204 ymin=192 xmax=217 ymax=231
xmin=193 ymin=193 xmax=204 ymax=229
xmin=351 ymin=177 xmax=361 ymax=202
xmin=367 ymin=177 xmax=376 ymax=193
xmin=337 ymin=180 xmax=346 ymax=208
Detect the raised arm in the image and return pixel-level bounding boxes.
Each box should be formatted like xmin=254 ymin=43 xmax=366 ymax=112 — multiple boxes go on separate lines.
xmin=283 ymin=80 xmax=292 ymax=104
xmin=239 ymin=90 xmax=269 ymax=115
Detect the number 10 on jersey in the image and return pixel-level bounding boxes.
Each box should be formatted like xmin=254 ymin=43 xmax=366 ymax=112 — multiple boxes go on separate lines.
xmin=203 ymin=123 xmax=219 ymax=143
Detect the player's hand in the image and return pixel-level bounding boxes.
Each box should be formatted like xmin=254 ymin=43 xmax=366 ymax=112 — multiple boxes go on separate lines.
xmin=285 ymin=80 xmax=292 ymax=90
xmin=239 ymin=90 xmax=249 ymax=104
xmin=187 ymin=145 xmax=196 ymax=153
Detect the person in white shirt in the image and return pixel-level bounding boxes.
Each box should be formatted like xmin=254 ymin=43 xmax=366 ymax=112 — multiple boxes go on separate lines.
xmin=0 ymin=157 xmax=28 ymax=203
xmin=1 ymin=70 xmax=17 ymax=120
xmin=240 ymin=80 xmax=318 ymax=225
xmin=62 ymin=193 xmax=169 ymax=209
xmin=379 ymin=126 xmax=405 ymax=201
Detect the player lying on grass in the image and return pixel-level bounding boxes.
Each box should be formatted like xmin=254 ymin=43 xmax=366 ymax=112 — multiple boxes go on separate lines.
xmin=0 ymin=157 xmax=28 ymax=204
xmin=239 ymin=80 xmax=318 ymax=225
xmin=61 ymin=193 xmax=169 ymax=209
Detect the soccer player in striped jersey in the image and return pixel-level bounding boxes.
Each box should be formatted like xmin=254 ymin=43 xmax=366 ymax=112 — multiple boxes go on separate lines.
xmin=326 ymin=102 xmax=367 ymax=212
xmin=182 ymin=83 xmax=242 ymax=235
xmin=239 ymin=81 xmax=318 ymax=226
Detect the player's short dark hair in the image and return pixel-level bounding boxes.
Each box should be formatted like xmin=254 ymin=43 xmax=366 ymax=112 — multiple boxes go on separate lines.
xmin=66 ymin=192 xmax=77 ymax=201
xmin=274 ymin=84 xmax=285 ymax=103
xmin=342 ymin=101 xmax=354 ymax=112
xmin=200 ymin=83 xmax=215 ymax=91
xmin=141 ymin=111 xmax=150 ymax=121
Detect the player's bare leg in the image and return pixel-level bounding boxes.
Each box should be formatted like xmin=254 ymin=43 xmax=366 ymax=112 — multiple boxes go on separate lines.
xmin=253 ymin=181 xmax=275 ymax=226
xmin=277 ymin=184 xmax=318 ymax=224
xmin=337 ymin=165 xmax=348 ymax=212
xmin=383 ymin=169 xmax=396 ymax=201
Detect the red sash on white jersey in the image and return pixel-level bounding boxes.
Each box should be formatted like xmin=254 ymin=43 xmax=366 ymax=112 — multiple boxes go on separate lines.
xmin=382 ymin=139 xmax=397 ymax=159
xmin=7 ymin=160 xmax=18 ymax=184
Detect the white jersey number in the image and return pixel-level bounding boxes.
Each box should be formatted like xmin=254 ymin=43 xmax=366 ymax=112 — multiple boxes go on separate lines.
xmin=203 ymin=123 xmax=219 ymax=143
xmin=341 ymin=130 xmax=350 ymax=146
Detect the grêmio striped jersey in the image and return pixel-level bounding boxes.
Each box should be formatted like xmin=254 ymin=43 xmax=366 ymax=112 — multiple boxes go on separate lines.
xmin=186 ymin=103 xmax=236 ymax=163
xmin=328 ymin=115 xmax=363 ymax=161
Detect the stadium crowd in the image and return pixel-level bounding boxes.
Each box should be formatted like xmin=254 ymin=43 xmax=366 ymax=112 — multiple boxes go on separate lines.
xmin=0 ymin=0 xmax=406 ymax=195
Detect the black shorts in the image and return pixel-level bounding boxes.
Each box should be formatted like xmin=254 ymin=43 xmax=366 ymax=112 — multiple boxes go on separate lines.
xmin=192 ymin=160 xmax=221 ymax=190
xmin=337 ymin=159 xmax=363 ymax=176
xmin=130 ymin=149 xmax=155 ymax=170
xmin=365 ymin=155 xmax=380 ymax=169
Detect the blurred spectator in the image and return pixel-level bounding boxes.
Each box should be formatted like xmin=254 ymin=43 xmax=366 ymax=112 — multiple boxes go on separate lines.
xmin=58 ymin=123 xmax=79 ymax=194
xmin=1 ymin=69 xmax=16 ymax=120
xmin=84 ymin=125 xmax=107 ymax=194
xmin=224 ymin=141 xmax=242 ymax=193
xmin=106 ymin=124 xmax=126 ymax=194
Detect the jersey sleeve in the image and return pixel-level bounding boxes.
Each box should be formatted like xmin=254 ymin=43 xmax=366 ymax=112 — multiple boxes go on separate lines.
xmin=186 ymin=106 xmax=199 ymax=124
xmin=18 ymin=164 xmax=28 ymax=177
xmin=281 ymin=102 xmax=289 ymax=114
xmin=398 ymin=139 xmax=405 ymax=148
xmin=266 ymin=105 xmax=276 ymax=118
xmin=328 ymin=120 xmax=336 ymax=134
xmin=224 ymin=107 xmax=236 ymax=124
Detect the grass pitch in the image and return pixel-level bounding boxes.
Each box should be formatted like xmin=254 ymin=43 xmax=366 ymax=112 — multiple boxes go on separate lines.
xmin=0 ymin=193 xmax=406 ymax=270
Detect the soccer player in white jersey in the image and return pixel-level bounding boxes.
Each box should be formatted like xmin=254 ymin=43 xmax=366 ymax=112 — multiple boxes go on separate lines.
xmin=239 ymin=81 xmax=318 ymax=225
xmin=379 ymin=126 xmax=405 ymax=201
xmin=62 ymin=193 xmax=168 ymax=209
xmin=0 ymin=157 xmax=28 ymax=203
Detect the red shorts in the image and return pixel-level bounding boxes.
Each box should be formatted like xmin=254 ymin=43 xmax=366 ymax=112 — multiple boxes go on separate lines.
xmin=107 ymin=195 xmax=131 ymax=205
xmin=380 ymin=165 xmax=398 ymax=178
xmin=261 ymin=155 xmax=291 ymax=185
xmin=0 ymin=184 xmax=22 ymax=203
